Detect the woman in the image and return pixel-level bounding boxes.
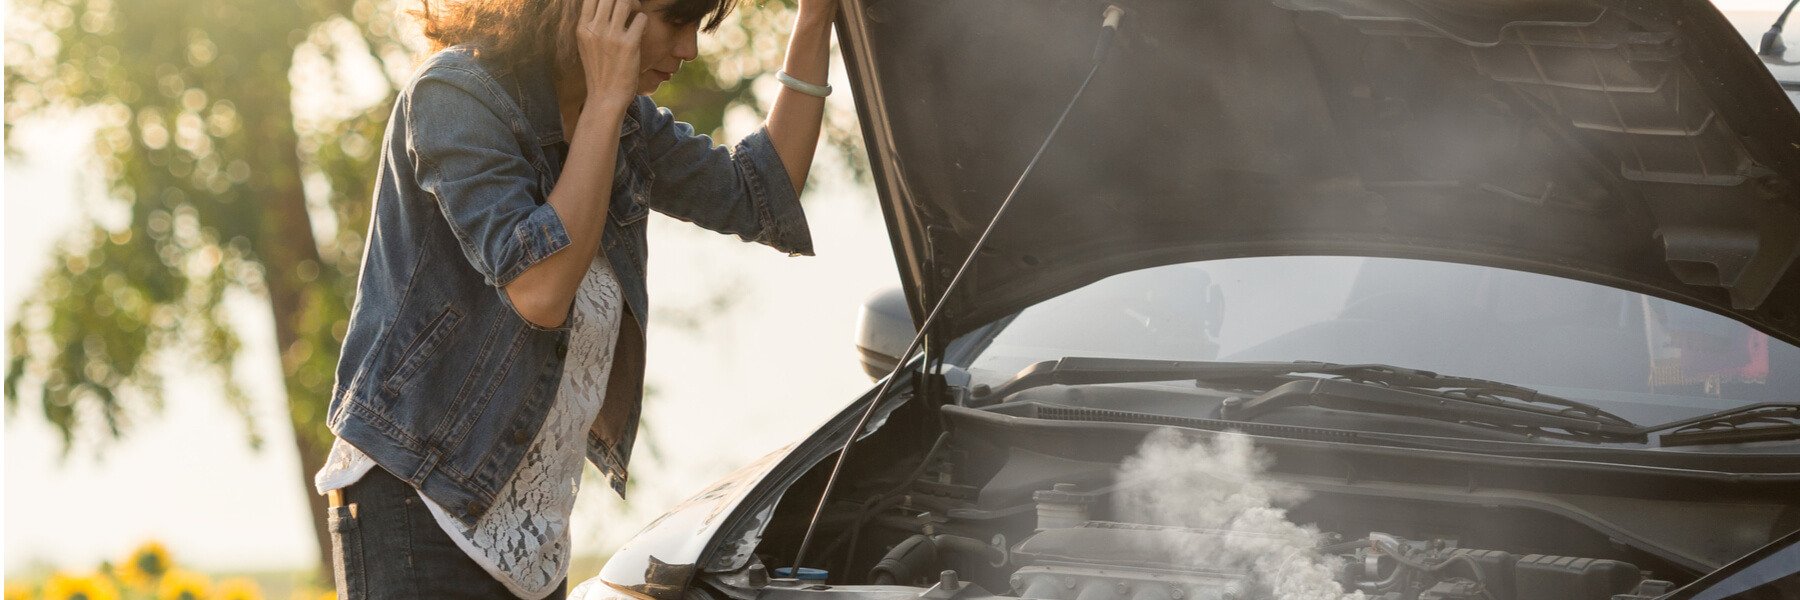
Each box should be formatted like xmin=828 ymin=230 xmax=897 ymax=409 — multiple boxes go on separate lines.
xmin=312 ymin=0 xmax=834 ymax=596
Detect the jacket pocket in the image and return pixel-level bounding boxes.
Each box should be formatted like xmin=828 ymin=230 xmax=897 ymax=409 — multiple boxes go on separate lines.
xmin=380 ymin=304 xmax=465 ymax=396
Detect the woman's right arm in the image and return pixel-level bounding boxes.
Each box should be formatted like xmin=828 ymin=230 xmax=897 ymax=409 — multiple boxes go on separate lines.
xmin=502 ymin=0 xmax=645 ymax=329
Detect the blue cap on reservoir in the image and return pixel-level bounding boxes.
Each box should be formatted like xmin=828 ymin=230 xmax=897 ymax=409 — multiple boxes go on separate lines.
xmin=773 ymin=567 xmax=829 ymax=581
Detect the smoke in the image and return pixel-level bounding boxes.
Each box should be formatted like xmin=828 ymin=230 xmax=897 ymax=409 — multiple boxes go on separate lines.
xmin=1115 ymin=429 xmax=1362 ymax=600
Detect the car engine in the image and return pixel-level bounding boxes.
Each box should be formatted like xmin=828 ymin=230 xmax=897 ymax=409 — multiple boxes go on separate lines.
xmin=799 ymin=484 xmax=1677 ymax=600
xmin=725 ymin=400 xmax=1794 ymax=600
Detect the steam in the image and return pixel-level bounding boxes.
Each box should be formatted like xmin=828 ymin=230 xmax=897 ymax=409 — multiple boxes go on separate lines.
xmin=1115 ymin=429 xmax=1362 ymax=600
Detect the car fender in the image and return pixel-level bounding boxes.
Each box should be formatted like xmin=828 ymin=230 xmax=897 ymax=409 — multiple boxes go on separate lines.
xmin=576 ymin=447 xmax=793 ymax=600
xmin=573 ymin=369 xmax=923 ymax=600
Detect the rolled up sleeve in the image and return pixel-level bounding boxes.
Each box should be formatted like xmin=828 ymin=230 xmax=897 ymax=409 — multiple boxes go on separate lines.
xmin=637 ymin=98 xmax=814 ymax=256
xmin=406 ymin=68 xmax=572 ymax=290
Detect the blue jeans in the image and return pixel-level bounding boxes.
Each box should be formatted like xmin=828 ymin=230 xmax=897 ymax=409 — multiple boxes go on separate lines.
xmin=328 ymin=466 xmax=568 ymax=599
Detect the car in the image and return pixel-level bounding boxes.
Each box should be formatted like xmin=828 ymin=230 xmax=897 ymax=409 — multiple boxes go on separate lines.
xmin=573 ymin=0 xmax=1800 ymax=599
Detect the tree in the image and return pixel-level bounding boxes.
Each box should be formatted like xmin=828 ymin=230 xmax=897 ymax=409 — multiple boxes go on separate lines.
xmin=4 ymin=0 xmax=858 ymax=579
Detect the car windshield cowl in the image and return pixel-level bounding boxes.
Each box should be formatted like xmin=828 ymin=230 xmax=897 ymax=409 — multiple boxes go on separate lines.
xmin=971 ymin=356 xmax=1648 ymax=441
xmin=965 ymin=355 xmax=1800 ymax=449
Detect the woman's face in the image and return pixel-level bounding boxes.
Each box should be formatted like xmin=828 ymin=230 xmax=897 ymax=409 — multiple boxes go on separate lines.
xmin=633 ymin=0 xmax=701 ymax=95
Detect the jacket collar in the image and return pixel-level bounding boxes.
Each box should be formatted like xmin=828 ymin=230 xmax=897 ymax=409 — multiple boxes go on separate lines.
xmin=510 ymin=55 xmax=642 ymax=146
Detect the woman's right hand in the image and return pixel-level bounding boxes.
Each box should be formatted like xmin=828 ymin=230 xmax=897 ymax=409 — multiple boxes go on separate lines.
xmin=576 ymin=0 xmax=646 ymax=108
xmin=508 ymin=0 xmax=640 ymax=329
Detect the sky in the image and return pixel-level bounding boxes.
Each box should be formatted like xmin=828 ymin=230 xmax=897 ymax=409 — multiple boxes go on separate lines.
xmin=4 ymin=0 xmax=1798 ymax=579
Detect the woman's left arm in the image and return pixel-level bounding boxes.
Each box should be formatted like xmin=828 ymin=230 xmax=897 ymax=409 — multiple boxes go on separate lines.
xmin=763 ymin=0 xmax=836 ymax=194
xmin=635 ymin=0 xmax=836 ymax=255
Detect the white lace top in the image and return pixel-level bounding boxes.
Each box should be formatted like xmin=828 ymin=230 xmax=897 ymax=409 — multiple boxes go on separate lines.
xmin=316 ymin=255 xmax=624 ymax=600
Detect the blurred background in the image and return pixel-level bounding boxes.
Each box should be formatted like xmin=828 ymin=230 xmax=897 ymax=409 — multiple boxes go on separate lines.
xmin=4 ymin=0 xmax=892 ymax=596
xmin=3 ymin=0 xmax=1796 ymax=599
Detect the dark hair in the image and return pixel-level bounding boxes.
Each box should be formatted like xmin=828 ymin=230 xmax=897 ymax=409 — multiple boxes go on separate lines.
xmin=411 ymin=0 xmax=738 ymax=73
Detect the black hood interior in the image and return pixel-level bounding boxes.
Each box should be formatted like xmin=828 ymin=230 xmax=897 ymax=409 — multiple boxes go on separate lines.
xmin=837 ymin=0 xmax=1800 ymax=345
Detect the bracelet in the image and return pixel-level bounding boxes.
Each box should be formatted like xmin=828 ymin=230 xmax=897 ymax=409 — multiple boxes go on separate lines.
xmin=777 ymin=70 xmax=831 ymax=97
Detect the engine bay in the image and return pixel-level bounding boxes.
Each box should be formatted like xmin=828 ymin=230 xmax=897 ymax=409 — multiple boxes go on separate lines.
xmin=738 ymin=476 xmax=1678 ymax=600
xmin=712 ymin=402 xmax=1798 ymax=600
xmin=799 ymin=508 xmax=1677 ymax=600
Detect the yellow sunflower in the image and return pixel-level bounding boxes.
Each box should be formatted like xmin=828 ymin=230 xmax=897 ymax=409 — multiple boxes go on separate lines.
xmin=5 ymin=580 xmax=35 ymax=600
xmin=214 ymin=578 xmax=264 ymax=600
xmin=116 ymin=540 xmax=173 ymax=588
xmin=42 ymin=572 xmax=120 ymax=600
xmin=155 ymin=568 xmax=211 ymax=600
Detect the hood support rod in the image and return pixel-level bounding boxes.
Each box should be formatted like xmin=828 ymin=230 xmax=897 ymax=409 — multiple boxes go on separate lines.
xmin=788 ymin=4 xmax=1128 ymax=576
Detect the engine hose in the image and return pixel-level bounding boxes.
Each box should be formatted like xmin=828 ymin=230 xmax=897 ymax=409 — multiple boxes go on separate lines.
xmin=1369 ymin=533 xmax=1437 ymax=572
xmin=1356 ymin=558 xmax=1408 ymax=594
xmin=931 ymin=534 xmax=1006 ymax=566
xmin=869 ymin=535 xmax=937 ymax=585
xmin=867 ymin=534 xmax=1004 ymax=585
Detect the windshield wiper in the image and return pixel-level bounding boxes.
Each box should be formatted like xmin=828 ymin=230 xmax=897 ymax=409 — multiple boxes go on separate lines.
xmin=973 ymin=357 xmax=1645 ymax=441
xmin=1645 ymin=403 xmax=1800 ymax=448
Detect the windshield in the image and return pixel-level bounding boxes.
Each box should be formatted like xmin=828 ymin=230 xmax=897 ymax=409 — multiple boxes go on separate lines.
xmin=957 ymin=257 xmax=1798 ymax=429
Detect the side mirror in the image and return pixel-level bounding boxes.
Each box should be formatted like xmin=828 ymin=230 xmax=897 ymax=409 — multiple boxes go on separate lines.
xmin=855 ymin=286 xmax=916 ymax=380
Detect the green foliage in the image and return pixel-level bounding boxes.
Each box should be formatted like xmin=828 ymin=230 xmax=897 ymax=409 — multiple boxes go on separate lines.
xmin=5 ymin=0 xmax=319 ymax=450
xmin=4 ymin=0 xmax=863 ymax=573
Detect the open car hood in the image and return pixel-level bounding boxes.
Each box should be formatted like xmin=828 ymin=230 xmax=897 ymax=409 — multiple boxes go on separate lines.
xmin=837 ymin=0 xmax=1800 ymax=345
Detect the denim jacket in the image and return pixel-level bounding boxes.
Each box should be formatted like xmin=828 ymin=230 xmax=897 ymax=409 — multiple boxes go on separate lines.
xmin=326 ymin=45 xmax=813 ymax=528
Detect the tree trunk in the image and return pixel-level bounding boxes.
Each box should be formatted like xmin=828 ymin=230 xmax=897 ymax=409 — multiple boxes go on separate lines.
xmin=240 ymin=61 xmax=337 ymax=582
xmin=264 ymin=183 xmax=337 ymax=583
xmin=263 ymin=168 xmax=335 ymax=583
